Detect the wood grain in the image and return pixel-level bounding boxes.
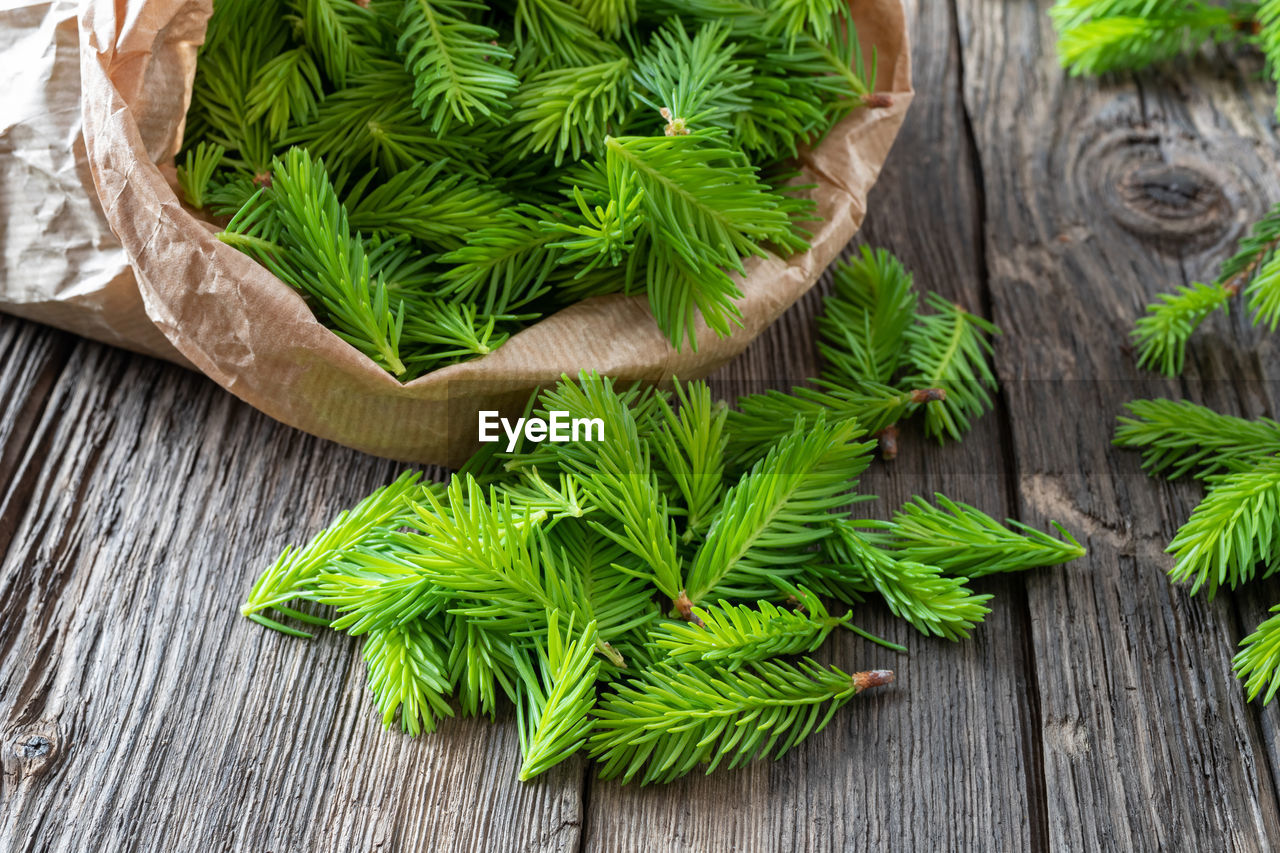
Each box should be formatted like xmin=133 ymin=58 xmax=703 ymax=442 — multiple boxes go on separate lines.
xmin=0 ymin=345 xmax=582 ymax=852
xmin=0 ymin=317 xmax=73 ymax=562
xmin=954 ymin=0 xmax=1280 ymax=848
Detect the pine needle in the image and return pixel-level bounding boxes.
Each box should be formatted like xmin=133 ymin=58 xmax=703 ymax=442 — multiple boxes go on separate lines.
xmin=1131 ymin=282 xmax=1232 ymax=377
xmin=901 ymin=293 xmax=1000 ymax=442
xmin=1114 ymin=398 xmax=1280 ymax=480
xmin=590 ymin=658 xmax=889 ymax=784
xmin=515 ymin=613 xmax=601 ymax=780
xmin=685 ymin=414 xmax=874 ymax=603
xmin=871 ymin=494 xmax=1086 ymax=578
xmin=1167 ymin=456 xmax=1280 ymax=597
xmin=1235 ymin=605 xmax=1280 ymax=704
xmin=817 ymin=520 xmax=993 ymax=641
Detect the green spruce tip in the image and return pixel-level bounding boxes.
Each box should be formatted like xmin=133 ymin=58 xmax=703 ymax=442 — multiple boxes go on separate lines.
xmin=438 ymin=206 xmax=564 ymax=316
xmin=901 ymin=292 xmax=1000 ymax=442
xmin=1050 ymin=0 xmax=1245 ymax=76
xmin=652 ymin=585 xmax=906 ymax=669
xmin=870 ymin=493 xmax=1086 ymax=578
xmin=396 ymin=0 xmax=519 ymax=132
xmin=602 ymin=128 xmax=796 ymax=350
xmin=1131 ymin=282 xmax=1232 ymax=377
xmin=726 ymin=246 xmax=998 ymax=461
xmin=818 ymin=246 xmax=918 ymax=387
xmin=630 ymin=20 xmax=751 ymax=136
xmin=520 ymin=370 xmax=685 ymax=602
xmin=1260 ymin=1 xmax=1280 ymax=120
xmin=363 ymin=617 xmax=455 ymax=736
xmin=589 ymin=658 xmax=893 ymax=785
xmin=683 ymin=412 xmax=875 ymax=604
xmin=514 ymin=612 xmax=601 ymax=780
xmin=245 ymin=47 xmax=324 ymax=138
xmin=346 ymin=160 xmax=511 ymax=252
xmin=237 ymin=247 xmax=1089 ymax=783
xmin=290 ymin=0 xmax=379 ymax=88
xmin=509 ymin=57 xmax=633 ymax=164
xmin=1166 ymin=456 xmax=1280 ymax=598
xmin=1235 ymin=604 xmax=1280 ymax=704
xmin=1114 ymin=398 xmax=1280 ymax=480
xmin=241 ymin=470 xmax=430 ymax=636
xmin=176 ymin=142 xmax=226 ymax=210
xmin=651 ymin=377 xmax=729 ymax=538
xmin=815 ymin=519 xmax=993 ymax=642
xmin=1128 ymin=205 xmax=1280 ymax=377
xmin=219 ymin=148 xmax=409 ymax=376
xmin=724 ymin=383 xmax=934 ymax=468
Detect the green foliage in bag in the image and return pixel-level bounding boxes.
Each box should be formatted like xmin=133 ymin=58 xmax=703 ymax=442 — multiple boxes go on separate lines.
xmin=180 ymin=0 xmax=893 ymax=378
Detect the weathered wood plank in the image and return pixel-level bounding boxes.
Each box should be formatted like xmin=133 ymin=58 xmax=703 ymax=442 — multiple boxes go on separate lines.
xmin=9 ymin=2 xmax=1280 ymax=849
xmin=0 ymin=316 xmax=74 ymax=559
xmin=954 ymin=0 xmax=1280 ymax=848
xmin=0 ymin=343 xmax=583 ymax=852
xmin=1149 ymin=30 xmax=1280 ymax=841
xmin=580 ymin=2 xmax=1046 ymax=848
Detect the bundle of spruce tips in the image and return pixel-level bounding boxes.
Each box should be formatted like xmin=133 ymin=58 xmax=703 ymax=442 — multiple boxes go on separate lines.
xmin=242 ymin=249 xmax=1087 ymax=784
xmin=177 ymin=0 xmax=892 ymax=379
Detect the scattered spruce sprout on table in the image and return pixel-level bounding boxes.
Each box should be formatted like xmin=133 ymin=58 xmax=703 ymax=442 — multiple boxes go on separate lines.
xmin=1115 ymin=402 xmax=1280 ymax=701
xmin=1050 ymin=1 xmax=1280 ymax=704
xmin=242 ymin=248 xmax=1085 ymax=784
xmin=179 ymin=0 xmax=894 ymax=378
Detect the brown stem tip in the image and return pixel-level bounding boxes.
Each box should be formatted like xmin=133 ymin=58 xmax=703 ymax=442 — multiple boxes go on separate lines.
xmin=909 ymin=388 xmax=946 ymax=404
xmin=875 ymin=423 xmax=899 ymax=461
xmin=852 ymin=670 xmax=895 ymax=692
xmin=252 ymin=172 xmax=273 ymax=188
xmin=673 ymin=591 xmax=704 ymax=626
xmin=863 ymin=93 xmax=893 ymax=109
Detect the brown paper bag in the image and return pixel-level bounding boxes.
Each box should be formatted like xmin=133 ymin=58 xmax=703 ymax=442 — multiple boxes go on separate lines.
xmin=2 ymin=0 xmax=910 ymax=467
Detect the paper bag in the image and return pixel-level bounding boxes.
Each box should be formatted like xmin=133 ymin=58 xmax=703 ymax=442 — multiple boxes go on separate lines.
xmin=0 ymin=0 xmax=911 ymax=467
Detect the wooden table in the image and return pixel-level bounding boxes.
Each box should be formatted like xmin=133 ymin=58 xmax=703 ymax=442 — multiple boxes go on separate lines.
xmin=6 ymin=2 xmax=1280 ymax=849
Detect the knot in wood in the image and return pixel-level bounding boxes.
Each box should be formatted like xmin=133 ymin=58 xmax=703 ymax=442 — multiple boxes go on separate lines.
xmin=1122 ymin=162 xmax=1218 ymax=220
xmin=16 ymin=735 xmax=51 ymax=759
xmin=1107 ymin=159 xmax=1229 ymax=250
xmin=5 ymin=727 xmax=61 ymax=782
